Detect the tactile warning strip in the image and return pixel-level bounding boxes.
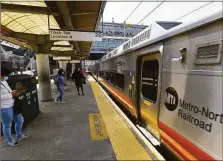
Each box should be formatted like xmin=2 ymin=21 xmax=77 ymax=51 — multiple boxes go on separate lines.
xmin=89 ymin=79 xmax=152 ymax=160
xmin=89 ymin=113 xmax=108 ymax=140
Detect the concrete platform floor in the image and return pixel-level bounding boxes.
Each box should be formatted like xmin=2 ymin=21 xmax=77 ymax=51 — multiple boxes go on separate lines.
xmin=0 ymin=81 xmax=116 ymax=160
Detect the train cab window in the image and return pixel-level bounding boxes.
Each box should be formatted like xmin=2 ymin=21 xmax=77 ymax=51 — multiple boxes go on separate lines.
xmin=116 ymin=73 xmax=124 ymax=90
xmin=141 ymin=60 xmax=159 ymax=103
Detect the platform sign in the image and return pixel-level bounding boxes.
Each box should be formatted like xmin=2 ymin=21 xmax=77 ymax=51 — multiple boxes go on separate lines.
xmin=70 ymin=60 xmax=80 ymax=63
xmin=53 ymin=56 xmax=71 ymax=60
xmin=49 ymin=29 xmax=102 ymax=41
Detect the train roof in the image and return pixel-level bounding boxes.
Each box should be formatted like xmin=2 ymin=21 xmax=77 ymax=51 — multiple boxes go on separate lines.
xmin=99 ymin=11 xmax=222 ymax=63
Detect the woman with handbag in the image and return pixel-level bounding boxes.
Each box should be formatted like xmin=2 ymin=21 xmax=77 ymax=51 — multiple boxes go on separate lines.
xmin=1 ymin=66 xmax=29 ymax=147
xmin=72 ymin=68 xmax=85 ymax=95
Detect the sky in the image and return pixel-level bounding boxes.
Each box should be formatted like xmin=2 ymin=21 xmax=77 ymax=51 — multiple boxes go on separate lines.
xmin=102 ymin=1 xmax=222 ymax=25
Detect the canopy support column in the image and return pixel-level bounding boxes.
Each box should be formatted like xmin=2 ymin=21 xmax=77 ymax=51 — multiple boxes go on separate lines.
xmin=36 ymin=54 xmax=52 ymax=102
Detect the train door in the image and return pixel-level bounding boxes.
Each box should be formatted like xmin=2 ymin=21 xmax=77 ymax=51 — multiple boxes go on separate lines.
xmin=138 ymin=53 xmax=161 ymax=140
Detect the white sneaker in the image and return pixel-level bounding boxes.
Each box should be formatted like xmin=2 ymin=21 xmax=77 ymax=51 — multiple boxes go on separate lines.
xmin=54 ymin=98 xmax=58 ymax=103
xmin=58 ymin=101 xmax=66 ymax=104
xmin=8 ymin=141 xmax=20 ymax=147
xmin=16 ymin=134 xmax=30 ymax=142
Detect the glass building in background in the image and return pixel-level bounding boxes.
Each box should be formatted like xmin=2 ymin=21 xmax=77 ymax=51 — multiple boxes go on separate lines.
xmin=90 ymin=22 xmax=147 ymax=59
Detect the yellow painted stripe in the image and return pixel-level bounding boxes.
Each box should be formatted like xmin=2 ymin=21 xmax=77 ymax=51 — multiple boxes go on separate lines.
xmin=101 ymin=81 xmax=134 ymax=110
xmin=89 ymin=79 xmax=152 ymax=160
xmin=144 ymin=100 xmax=152 ymax=106
xmin=89 ymin=113 xmax=108 ymax=140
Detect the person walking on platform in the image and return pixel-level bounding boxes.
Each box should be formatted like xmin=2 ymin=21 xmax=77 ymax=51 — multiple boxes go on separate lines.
xmin=55 ymin=68 xmax=65 ymax=103
xmin=1 ymin=65 xmax=29 ymax=147
xmin=72 ymin=68 xmax=85 ymax=95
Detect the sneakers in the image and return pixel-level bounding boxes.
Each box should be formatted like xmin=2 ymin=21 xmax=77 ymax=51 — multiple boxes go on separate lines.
xmin=58 ymin=101 xmax=66 ymax=104
xmin=6 ymin=134 xmax=30 ymax=146
xmin=16 ymin=134 xmax=30 ymax=142
xmin=8 ymin=141 xmax=20 ymax=147
xmin=54 ymin=98 xmax=58 ymax=103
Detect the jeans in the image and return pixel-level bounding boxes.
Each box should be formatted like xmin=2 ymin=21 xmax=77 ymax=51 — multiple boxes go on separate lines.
xmin=57 ymin=86 xmax=64 ymax=102
xmin=76 ymin=85 xmax=84 ymax=94
xmin=1 ymin=107 xmax=24 ymax=143
xmin=14 ymin=113 xmax=24 ymax=139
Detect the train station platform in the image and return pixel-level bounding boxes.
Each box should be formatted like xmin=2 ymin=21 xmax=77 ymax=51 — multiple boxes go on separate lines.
xmin=0 ymin=76 xmax=161 ymax=160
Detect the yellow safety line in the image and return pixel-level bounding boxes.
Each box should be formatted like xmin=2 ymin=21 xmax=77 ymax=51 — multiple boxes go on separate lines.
xmin=89 ymin=78 xmax=152 ymax=160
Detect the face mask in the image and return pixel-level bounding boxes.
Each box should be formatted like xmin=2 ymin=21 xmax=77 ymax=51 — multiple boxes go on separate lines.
xmin=3 ymin=77 xmax=9 ymax=81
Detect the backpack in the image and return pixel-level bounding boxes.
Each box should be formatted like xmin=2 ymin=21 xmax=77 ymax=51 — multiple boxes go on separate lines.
xmin=53 ymin=75 xmax=59 ymax=85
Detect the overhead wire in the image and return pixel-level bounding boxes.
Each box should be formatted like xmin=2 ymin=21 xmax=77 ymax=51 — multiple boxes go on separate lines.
xmin=131 ymin=0 xmax=165 ymax=36
xmin=107 ymin=0 xmax=216 ymax=54
xmin=103 ymin=1 xmax=143 ymax=53
xmin=124 ymin=0 xmax=144 ymax=23
xmin=130 ymin=0 xmax=215 ymax=37
xmin=174 ymin=0 xmax=215 ymax=21
xmin=123 ymin=1 xmax=143 ymax=42
xmin=136 ymin=0 xmax=165 ymax=25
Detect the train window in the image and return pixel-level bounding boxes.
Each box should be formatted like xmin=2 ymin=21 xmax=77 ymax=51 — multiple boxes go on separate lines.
xmin=116 ymin=73 xmax=124 ymax=90
xmin=105 ymin=72 xmax=110 ymax=81
xmin=110 ymin=73 xmax=116 ymax=85
xmin=103 ymin=72 xmax=107 ymax=79
xmin=99 ymin=71 xmax=103 ymax=77
xmin=141 ymin=60 xmax=159 ymax=103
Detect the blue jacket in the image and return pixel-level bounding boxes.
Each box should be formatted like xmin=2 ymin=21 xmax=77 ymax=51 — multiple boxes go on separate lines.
xmin=56 ymin=75 xmax=64 ymax=88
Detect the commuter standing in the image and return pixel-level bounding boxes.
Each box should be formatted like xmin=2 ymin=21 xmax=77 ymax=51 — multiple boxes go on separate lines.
xmin=1 ymin=66 xmax=29 ymax=147
xmin=72 ymin=68 xmax=84 ymax=95
xmin=55 ymin=69 xmax=65 ymax=103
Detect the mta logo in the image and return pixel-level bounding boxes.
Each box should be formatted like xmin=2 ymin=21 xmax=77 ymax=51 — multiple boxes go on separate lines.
xmin=165 ymin=87 xmax=178 ymax=111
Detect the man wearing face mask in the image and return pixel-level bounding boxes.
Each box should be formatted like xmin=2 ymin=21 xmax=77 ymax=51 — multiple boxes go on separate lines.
xmin=54 ymin=68 xmax=65 ymax=103
xmin=1 ymin=65 xmax=29 ymax=147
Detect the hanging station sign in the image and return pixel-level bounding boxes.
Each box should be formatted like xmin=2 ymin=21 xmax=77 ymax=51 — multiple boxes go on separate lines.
xmin=49 ymin=29 xmax=102 ymax=41
xmin=53 ymin=56 xmax=71 ymax=60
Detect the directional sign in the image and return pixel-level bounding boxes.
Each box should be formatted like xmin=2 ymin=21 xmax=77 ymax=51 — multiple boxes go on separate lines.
xmin=53 ymin=56 xmax=71 ymax=60
xmin=49 ymin=29 xmax=102 ymax=41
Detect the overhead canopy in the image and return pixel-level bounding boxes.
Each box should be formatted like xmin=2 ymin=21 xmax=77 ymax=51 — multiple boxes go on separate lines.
xmin=1 ymin=1 xmax=59 ymax=34
xmin=1 ymin=0 xmax=106 ymax=60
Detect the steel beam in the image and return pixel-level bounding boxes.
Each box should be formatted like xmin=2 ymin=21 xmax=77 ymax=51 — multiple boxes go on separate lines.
xmin=52 ymin=45 xmax=72 ymax=47
xmin=1 ymin=3 xmax=60 ymax=16
xmin=72 ymin=12 xmax=98 ymax=16
xmin=88 ymin=1 xmax=107 ymax=56
xmin=49 ymin=50 xmax=74 ymax=56
xmin=95 ymin=1 xmax=107 ymax=30
xmin=12 ymin=32 xmax=50 ymax=44
xmin=55 ymin=1 xmax=80 ymax=53
xmin=3 ymin=31 xmax=77 ymax=55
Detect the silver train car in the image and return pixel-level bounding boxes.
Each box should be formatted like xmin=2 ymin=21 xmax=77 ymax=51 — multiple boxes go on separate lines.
xmin=91 ymin=11 xmax=223 ymax=160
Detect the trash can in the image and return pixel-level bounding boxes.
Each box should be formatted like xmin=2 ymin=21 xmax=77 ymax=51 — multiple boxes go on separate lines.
xmin=1 ymin=74 xmax=40 ymax=135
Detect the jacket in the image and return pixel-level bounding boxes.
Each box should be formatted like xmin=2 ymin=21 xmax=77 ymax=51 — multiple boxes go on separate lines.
xmin=1 ymin=80 xmax=14 ymax=108
xmin=56 ymin=75 xmax=64 ymax=89
xmin=72 ymin=71 xmax=84 ymax=86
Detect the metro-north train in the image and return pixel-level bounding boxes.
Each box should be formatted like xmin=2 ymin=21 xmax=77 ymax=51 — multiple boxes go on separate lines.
xmin=90 ymin=11 xmax=222 ymax=160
